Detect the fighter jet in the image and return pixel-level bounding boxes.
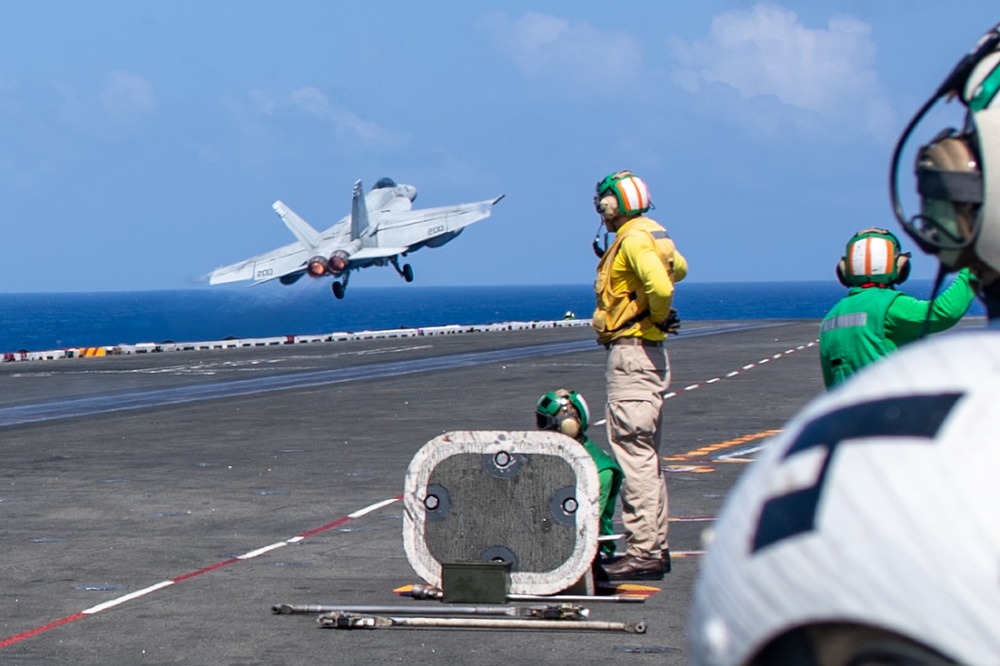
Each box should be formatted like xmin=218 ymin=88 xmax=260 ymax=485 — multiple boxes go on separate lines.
xmin=208 ymin=177 xmax=503 ymax=299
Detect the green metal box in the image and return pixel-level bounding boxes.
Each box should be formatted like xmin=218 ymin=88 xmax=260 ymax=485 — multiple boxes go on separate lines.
xmin=441 ymin=560 xmax=510 ymax=604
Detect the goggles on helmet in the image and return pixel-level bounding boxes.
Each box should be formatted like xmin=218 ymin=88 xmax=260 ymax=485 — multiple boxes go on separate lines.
xmin=535 ymin=392 xmax=562 ymax=430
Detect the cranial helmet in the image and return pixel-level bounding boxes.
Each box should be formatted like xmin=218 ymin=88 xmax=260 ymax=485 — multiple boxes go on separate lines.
xmin=688 ymin=332 xmax=1000 ymax=665
xmin=891 ymin=24 xmax=1000 ymax=281
xmin=594 ymin=170 xmax=652 ymax=220
xmin=535 ymin=389 xmax=590 ymax=439
xmin=836 ymin=228 xmax=912 ymax=287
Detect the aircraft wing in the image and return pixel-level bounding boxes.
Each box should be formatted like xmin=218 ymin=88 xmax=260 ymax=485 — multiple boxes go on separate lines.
xmin=371 ymin=196 xmax=503 ymax=248
xmin=207 ymin=241 xmax=309 ymax=285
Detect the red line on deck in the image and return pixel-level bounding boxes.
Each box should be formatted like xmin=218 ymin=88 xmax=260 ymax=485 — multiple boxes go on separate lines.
xmin=0 ymin=496 xmax=402 ymax=649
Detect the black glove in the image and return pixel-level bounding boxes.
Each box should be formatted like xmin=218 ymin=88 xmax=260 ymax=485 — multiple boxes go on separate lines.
xmin=655 ymin=308 xmax=681 ymax=335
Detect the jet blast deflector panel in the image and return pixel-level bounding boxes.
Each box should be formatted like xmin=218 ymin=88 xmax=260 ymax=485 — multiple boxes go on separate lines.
xmin=403 ymin=431 xmax=600 ymax=596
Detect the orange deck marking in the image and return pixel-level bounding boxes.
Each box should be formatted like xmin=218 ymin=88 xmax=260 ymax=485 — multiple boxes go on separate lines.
xmin=600 ymin=583 xmax=661 ymax=597
xmin=665 ymin=429 xmax=782 ymax=462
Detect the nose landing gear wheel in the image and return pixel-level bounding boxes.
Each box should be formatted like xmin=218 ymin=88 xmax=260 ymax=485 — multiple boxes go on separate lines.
xmin=402 ymin=264 xmax=414 ymax=283
xmin=332 ymin=281 xmax=345 ymax=299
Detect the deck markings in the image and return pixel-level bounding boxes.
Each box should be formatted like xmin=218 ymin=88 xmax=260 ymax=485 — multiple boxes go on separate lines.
xmin=0 ymin=496 xmax=401 ymax=649
xmin=0 ymin=330 xmax=816 ymax=645
xmin=600 ymin=583 xmax=662 ymax=597
xmin=663 ymin=340 xmax=817 ymax=403
xmin=0 ymin=340 xmax=602 ymax=428
xmin=663 ymin=464 xmax=716 ymax=473
xmin=716 ymin=444 xmax=769 ymax=462
xmin=665 ymin=429 xmax=783 ymax=463
xmin=657 ymin=338 xmax=815 ymax=468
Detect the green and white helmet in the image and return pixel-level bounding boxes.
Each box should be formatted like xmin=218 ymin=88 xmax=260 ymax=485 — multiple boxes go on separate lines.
xmin=595 ymin=170 xmax=652 ymax=217
xmin=535 ymin=389 xmax=590 ymax=439
xmin=836 ymin=228 xmax=911 ymax=287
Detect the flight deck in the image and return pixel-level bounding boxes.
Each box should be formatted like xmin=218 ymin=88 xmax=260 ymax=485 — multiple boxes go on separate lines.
xmin=0 ymin=320 xmax=824 ymax=665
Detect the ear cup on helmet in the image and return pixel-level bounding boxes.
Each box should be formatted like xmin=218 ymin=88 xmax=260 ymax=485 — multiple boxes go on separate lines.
xmin=896 ymin=252 xmax=912 ymax=284
xmin=557 ymin=415 xmax=581 ymax=438
xmin=597 ymin=194 xmax=619 ymax=221
xmin=836 ymin=258 xmax=851 ymax=287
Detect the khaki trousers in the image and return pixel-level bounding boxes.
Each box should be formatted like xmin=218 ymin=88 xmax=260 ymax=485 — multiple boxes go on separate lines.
xmin=605 ymin=343 xmax=670 ymax=559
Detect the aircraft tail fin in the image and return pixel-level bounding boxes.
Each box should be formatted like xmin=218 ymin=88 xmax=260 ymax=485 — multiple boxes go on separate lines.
xmin=273 ymin=201 xmax=321 ymax=251
xmin=351 ymin=180 xmax=372 ymax=244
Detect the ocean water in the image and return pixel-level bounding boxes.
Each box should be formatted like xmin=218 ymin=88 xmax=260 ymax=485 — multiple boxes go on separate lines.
xmin=0 ymin=280 xmax=982 ymax=353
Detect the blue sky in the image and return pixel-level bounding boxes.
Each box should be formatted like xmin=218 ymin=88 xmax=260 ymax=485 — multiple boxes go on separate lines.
xmin=1 ymin=2 xmax=997 ymax=293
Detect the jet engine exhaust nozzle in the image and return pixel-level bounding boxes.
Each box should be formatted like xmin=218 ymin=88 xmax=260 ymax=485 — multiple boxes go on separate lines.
xmin=328 ymin=252 xmax=349 ymax=276
xmin=306 ymin=257 xmax=329 ymax=278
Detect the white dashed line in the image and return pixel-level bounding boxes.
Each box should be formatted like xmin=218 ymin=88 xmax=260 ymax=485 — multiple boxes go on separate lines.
xmin=0 ymin=497 xmax=401 ymax=648
xmin=664 ymin=339 xmax=818 ymax=401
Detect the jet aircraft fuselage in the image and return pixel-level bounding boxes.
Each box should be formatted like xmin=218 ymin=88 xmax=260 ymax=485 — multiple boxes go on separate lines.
xmin=208 ymin=178 xmax=502 ymax=299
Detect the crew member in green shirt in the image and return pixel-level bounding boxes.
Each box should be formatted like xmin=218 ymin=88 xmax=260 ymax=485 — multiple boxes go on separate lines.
xmin=535 ymin=389 xmax=623 ymax=559
xmin=820 ymin=227 xmax=976 ymax=389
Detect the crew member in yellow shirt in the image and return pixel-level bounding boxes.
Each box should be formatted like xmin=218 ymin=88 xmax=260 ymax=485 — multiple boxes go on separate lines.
xmin=591 ymin=170 xmax=687 ymax=581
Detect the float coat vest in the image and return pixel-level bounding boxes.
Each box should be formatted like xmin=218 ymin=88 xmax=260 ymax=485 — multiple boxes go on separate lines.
xmin=592 ymin=217 xmax=681 ymax=345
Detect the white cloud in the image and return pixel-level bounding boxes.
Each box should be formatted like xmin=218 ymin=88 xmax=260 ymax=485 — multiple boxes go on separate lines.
xmin=482 ymin=11 xmax=642 ymax=91
xmin=35 ymin=73 xmax=156 ymax=138
xmin=669 ymin=4 xmax=893 ymax=136
xmin=289 ymin=86 xmax=402 ymax=145
xmin=290 ymin=86 xmax=329 ymax=116
xmin=100 ymin=71 xmax=156 ymax=116
xmin=244 ymin=86 xmax=403 ymax=147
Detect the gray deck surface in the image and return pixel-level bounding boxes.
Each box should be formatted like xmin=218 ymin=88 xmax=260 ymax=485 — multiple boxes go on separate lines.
xmin=0 ymin=320 xmax=824 ymax=665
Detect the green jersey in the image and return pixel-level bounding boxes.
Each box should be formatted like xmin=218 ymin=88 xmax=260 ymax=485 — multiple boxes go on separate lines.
xmin=581 ymin=436 xmax=623 ymax=556
xmin=820 ymin=268 xmax=976 ymax=388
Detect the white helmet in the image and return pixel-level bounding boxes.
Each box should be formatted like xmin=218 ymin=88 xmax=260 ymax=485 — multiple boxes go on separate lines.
xmin=688 ymin=329 xmax=1000 ymax=665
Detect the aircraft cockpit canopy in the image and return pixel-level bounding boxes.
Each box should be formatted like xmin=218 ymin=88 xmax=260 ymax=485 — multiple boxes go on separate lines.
xmin=373 ymin=177 xmax=397 ymax=190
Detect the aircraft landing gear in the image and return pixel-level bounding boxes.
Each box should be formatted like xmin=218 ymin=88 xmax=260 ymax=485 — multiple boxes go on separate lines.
xmin=391 ymin=256 xmax=414 ymax=283
xmin=331 ymin=270 xmax=351 ymax=299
